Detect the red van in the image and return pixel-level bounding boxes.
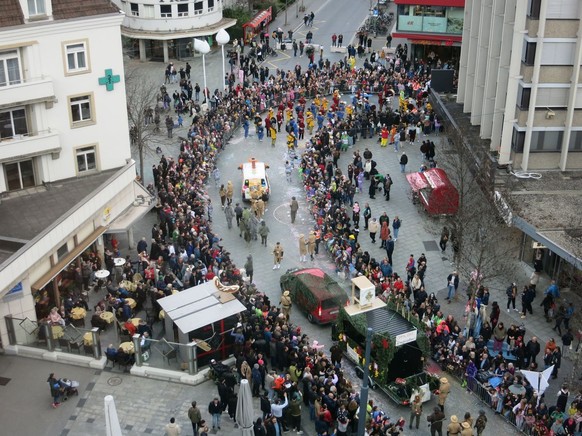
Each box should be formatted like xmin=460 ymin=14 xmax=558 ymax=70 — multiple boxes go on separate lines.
xmin=280 ymin=268 xmax=348 ymax=324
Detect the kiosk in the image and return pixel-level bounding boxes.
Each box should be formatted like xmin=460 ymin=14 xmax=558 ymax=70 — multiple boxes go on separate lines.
xmin=406 ymin=168 xmax=459 ymax=215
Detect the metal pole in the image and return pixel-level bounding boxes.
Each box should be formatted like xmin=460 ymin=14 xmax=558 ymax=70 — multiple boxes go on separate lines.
xmin=296 ymin=0 xmax=299 ymax=18
xmin=221 ymin=44 xmax=226 ymax=91
xmin=202 ymin=53 xmax=207 ymax=103
xmin=357 ymin=327 xmax=373 ymax=436
xmin=285 ymin=0 xmax=288 ymax=26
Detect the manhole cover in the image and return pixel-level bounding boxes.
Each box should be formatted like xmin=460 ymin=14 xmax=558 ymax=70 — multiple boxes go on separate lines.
xmin=107 ymin=377 xmax=122 ymax=386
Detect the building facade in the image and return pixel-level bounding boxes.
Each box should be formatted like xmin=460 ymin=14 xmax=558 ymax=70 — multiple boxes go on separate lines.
xmin=0 ymin=0 xmax=151 ymax=352
xmin=392 ymin=0 xmax=464 ymax=63
xmin=111 ymin=0 xmax=236 ymax=62
xmin=457 ymin=0 xmax=582 ymax=171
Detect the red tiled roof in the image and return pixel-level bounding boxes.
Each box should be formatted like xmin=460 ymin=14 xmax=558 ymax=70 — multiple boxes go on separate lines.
xmin=0 ymin=0 xmax=25 ymax=28
xmin=52 ymin=0 xmax=120 ymax=21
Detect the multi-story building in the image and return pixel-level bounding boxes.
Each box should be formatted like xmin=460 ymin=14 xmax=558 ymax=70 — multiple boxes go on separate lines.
xmin=111 ymin=0 xmax=236 ymax=62
xmin=457 ymin=0 xmax=582 ymax=171
xmin=0 ymin=0 xmax=152 ymax=351
xmin=392 ymin=0 xmax=464 ymax=63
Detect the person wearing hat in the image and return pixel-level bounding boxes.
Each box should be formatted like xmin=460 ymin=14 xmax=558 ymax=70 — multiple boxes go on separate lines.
xmin=290 ymin=197 xmax=299 ymax=223
xmin=460 ymin=421 xmax=472 ymax=436
xmin=409 ymin=394 xmax=423 ymax=429
xmin=474 ymin=410 xmax=487 ymax=436
xmin=298 ymin=234 xmax=308 ymax=262
xmin=281 ymin=290 xmax=292 ymax=320
xmin=427 ymin=406 xmax=445 ymax=436
xmin=438 ymin=377 xmax=450 ymax=412
xmin=273 ymin=242 xmax=284 ymax=269
xmin=307 ymin=231 xmax=316 ymax=260
xmin=447 ymin=415 xmax=462 ymax=436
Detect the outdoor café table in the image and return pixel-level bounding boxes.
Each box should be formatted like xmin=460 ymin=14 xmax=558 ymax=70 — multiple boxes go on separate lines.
xmin=113 ymin=258 xmax=126 ymax=267
xmin=100 ymin=312 xmax=114 ymax=324
xmin=95 ymin=270 xmax=110 ymax=279
xmin=119 ymin=341 xmax=134 ymax=354
xmin=83 ymin=332 xmax=93 ymax=346
xmin=508 ymin=383 xmax=526 ymax=396
xmin=70 ymin=307 xmax=86 ymax=320
xmin=124 ymin=298 xmax=136 ymax=309
xmin=51 ymin=325 xmax=64 ymax=339
xmin=129 ymin=318 xmax=141 ymax=327
xmin=119 ymin=280 xmax=136 ymax=292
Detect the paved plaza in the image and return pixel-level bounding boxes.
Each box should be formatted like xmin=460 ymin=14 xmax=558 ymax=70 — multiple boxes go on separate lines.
xmin=0 ymin=0 xmax=578 ymax=435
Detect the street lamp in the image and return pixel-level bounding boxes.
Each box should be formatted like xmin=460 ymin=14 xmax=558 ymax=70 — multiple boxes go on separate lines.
xmin=193 ymin=38 xmax=210 ymax=103
xmin=285 ymin=0 xmax=288 ymax=26
xmin=216 ymin=29 xmax=230 ymax=92
xmin=345 ymin=276 xmax=386 ymax=436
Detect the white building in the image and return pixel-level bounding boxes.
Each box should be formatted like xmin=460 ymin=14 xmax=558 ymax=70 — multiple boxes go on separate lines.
xmin=457 ymin=0 xmax=582 ymax=171
xmin=0 ymin=0 xmax=152 ymax=353
xmin=111 ymin=0 xmax=236 ymax=62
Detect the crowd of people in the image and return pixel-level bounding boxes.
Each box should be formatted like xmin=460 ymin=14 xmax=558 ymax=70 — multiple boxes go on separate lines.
xmin=71 ymin=22 xmax=577 ymax=436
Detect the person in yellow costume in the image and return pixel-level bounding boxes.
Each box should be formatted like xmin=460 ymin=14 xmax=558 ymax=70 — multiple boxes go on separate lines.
xmin=321 ymin=97 xmax=329 ymax=112
xmin=287 ymin=131 xmax=296 ymax=149
xmin=313 ymin=95 xmax=321 ymax=109
xmin=306 ymin=110 xmax=315 ymax=135
xmin=346 ymin=105 xmax=354 ymax=117
xmin=285 ymin=107 xmax=294 ymax=121
xmin=348 ymin=56 xmax=356 ymax=70
xmin=270 ymin=124 xmax=277 ymax=146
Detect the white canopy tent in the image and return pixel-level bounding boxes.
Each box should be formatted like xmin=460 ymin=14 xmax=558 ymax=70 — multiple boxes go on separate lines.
xmin=158 ymin=280 xmax=246 ymax=341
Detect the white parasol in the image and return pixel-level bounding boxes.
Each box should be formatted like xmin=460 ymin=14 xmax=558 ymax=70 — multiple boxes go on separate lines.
xmin=521 ymin=365 xmax=554 ymax=395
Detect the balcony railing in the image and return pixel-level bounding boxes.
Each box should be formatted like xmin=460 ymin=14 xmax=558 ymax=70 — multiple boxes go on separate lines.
xmin=0 ymin=75 xmax=55 ymax=108
xmin=0 ymin=129 xmax=61 ymax=162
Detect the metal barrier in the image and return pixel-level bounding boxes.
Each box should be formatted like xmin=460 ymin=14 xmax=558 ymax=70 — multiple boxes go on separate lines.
xmin=4 ymin=315 xmax=102 ymax=359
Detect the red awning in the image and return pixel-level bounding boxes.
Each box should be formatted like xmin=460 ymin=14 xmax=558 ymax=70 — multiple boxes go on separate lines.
xmin=395 ymin=0 xmax=465 ymax=6
xmin=242 ymin=7 xmax=273 ymax=30
xmin=392 ymin=32 xmax=462 ymax=44
xmin=406 ymin=172 xmax=429 ymax=192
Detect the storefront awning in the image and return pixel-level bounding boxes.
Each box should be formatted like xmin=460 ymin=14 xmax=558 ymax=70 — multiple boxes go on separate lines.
xmin=242 ymin=7 xmax=273 ymax=30
xmin=158 ymin=280 xmax=246 ymax=334
xmin=31 ymin=226 xmax=106 ymax=291
xmin=106 ymin=181 xmax=154 ymax=233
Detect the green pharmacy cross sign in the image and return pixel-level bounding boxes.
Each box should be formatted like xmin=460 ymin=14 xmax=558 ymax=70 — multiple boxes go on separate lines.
xmin=98 ymin=69 xmax=121 ymax=91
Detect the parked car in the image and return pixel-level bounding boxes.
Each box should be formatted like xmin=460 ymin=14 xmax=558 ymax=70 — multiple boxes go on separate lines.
xmin=279 ymin=268 xmax=348 ymax=324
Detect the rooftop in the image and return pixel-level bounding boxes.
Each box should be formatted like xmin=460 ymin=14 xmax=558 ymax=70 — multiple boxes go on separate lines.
xmin=52 ymin=0 xmax=120 ymax=21
xmin=0 ymin=169 xmax=119 ymax=261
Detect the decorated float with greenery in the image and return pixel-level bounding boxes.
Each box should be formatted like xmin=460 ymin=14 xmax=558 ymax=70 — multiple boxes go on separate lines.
xmin=333 ymin=298 xmax=439 ymax=405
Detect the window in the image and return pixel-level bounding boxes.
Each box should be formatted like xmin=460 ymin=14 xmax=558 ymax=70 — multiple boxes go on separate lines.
xmin=0 ymin=50 xmax=22 ymax=86
xmin=57 ymin=243 xmax=69 ymax=260
xmin=530 ymin=130 xmax=563 ymax=152
xmin=569 ymin=131 xmax=582 ymax=151
xmin=27 ymin=0 xmax=46 ymax=16
xmin=177 ymin=3 xmax=188 ymax=16
xmin=143 ymin=4 xmax=154 ymax=18
xmin=76 ymin=146 xmax=97 ymax=173
xmin=512 ymin=128 xmax=525 ymax=153
xmin=517 ymin=85 xmax=531 ymax=110
xmin=0 ymin=108 xmax=28 ymax=139
xmin=522 ymin=42 xmax=536 ymax=66
xmin=5 ymin=159 xmax=35 ymax=191
xmin=160 ymin=5 xmax=172 ymax=17
xmin=65 ymin=42 xmax=88 ymax=73
xmin=130 ymin=2 xmax=139 ymax=16
xmin=528 ymin=0 xmax=541 ymax=18
xmin=194 ymin=1 xmax=203 ymax=14
xmin=69 ymin=95 xmax=93 ymax=125
xmin=208 ymin=0 xmax=214 ymax=11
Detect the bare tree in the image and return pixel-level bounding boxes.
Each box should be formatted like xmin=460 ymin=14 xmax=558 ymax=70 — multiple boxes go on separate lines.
xmin=439 ymin=128 xmax=516 ymax=294
xmin=125 ymin=68 xmax=163 ymax=180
